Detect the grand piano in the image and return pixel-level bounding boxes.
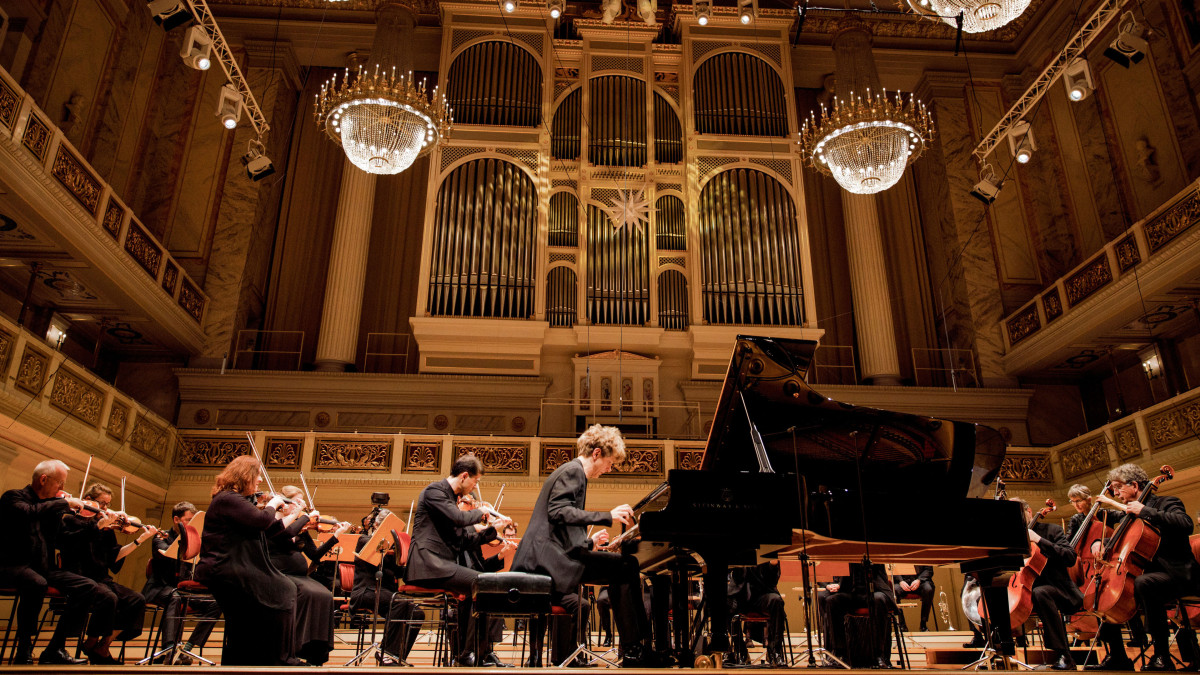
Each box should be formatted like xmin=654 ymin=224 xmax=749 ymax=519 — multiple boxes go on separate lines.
xmin=626 ymin=335 xmax=1030 ymax=663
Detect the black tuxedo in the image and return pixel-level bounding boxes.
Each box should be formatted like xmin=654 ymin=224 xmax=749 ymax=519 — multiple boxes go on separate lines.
xmin=59 ymin=515 xmax=146 ymax=641
xmin=141 ymin=528 xmax=219 ymax=651
xmin=1131 ymin=493 xmax=1200 ymax=661
xmin=728 ymin=562 xmax=785 ymax=658
xmin=821 ymin=563 xmax=896 ymax=664
xmin=892 ymin=565 xmax=934 ymax=630
xmin=512 ymin=458 xmax=646 ymax=663
xmin=1027 ymin=521 xmax=1082 ymax=659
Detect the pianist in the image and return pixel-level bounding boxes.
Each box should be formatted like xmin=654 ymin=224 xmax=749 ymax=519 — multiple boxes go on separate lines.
xmin=511 ymin=424 xmax=651 ymax=667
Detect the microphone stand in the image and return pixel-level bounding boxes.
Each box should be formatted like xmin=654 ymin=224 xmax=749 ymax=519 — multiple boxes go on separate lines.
xmin=345 ymin=536 xmax=391 ymax=666
xmin=851 ymin=429 xmax=886 ymax=669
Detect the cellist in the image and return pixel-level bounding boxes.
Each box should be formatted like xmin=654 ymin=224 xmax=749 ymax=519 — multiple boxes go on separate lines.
xmin=1010 ymin=497 xmax=1082 ymax=670
xmin=1089 ymin=464 xmax=1200 ymax=672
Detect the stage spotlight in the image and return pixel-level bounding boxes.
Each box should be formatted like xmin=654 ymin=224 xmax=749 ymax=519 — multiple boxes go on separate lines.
xmin=180 ymin=25 xmax=212 ymax=70
xmin=241 ymin=138 xmax=274 ymax=181
xmin=1007 ymin=120 xmax=1036 ymax=165
xmin=1063 ymin=58 xmax=1094 ymax=102
xmin=1104 ymin=12 xmax=1148 ymax=68
xmin=970 ymin=164 xmax=1003 ymax=204
xmin=503 ymin=0 xmax=516 ymax=12
xmin=738 ymin=0 xmax=755 ymax=24
xmin=147 ymin=0 xmax=192 ymax=30
xmin=694 ymin=0 xmax=711 ymax=24
xmin=216 ymin=84 xmax=243 ymax=130
xmin=548 ymin=0 xmax=563 ymax=18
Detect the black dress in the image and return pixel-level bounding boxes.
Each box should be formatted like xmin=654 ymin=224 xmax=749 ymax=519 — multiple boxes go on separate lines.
xmin=195 ymin=491 xmax=298 ymax=665
xmin=267 ymin=519 xmax=338 ymax=665
xmin=59 ymin=514 xmax=147 ymax=641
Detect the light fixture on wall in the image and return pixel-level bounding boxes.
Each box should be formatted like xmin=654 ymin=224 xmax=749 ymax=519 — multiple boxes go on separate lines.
xmin=738 ymin=0 xmax=756 ymax=24
xmin=146 ymin=0 xmax=192 ymax=31
xmin=1007 ymin=119 xmax=1036 ymax=164
xmin=970 ymin=162 xmax=1003 ymax=203
xmin=904 ymin=0 xmax=1031 ymax=33
xmin=799 ymin=89 xmax=935 ymax=194
xmin=1062 ymin=58 xmax=1094 ymax=101
xmin=694 ymin=0 xmax=711 ymax=25
xmin=1104 ymin=11 xmax=1148 ymax=68
xmin=548 ymin=0 xmax=564 ymax=18
xmin=216 ymin=83 xmax=243 ymax=129
xmin=180 ymin=25 xmax=213 ymax=70
xmin=315 ymin=67 xmax=451 ymax=175
xmin=1141 ymin=350 xmax=1163 ymax=380
xmin=46 ymin=320 xmax=68 ymax=350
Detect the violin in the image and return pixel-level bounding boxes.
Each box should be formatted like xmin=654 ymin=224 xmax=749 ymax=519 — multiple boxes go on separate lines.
xmin=1000 ymin=498 xmax=1056 ymax=630
xmin=56 ymin=491 xmax=102 ymax=517
xmin=311 ymin=515 xmax=358 ymax=534
xmin=1080 ymin=465 xmax=1173 ymax=625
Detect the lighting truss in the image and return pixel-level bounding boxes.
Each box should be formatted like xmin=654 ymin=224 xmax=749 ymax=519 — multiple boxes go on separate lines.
xmin=183 ymin=0 xmax=270 ymax=138
xmin=971 ymin=0 xmax=1124 ymax=163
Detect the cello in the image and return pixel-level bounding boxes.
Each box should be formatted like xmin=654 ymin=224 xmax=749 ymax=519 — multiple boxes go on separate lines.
xmin=1080 ymin=465 xmax=1174 ymax=624
xmin=1000 ymin=498 xmax=1057 ymax=630
xmin=1068 ymin=482 xmax=1116 ymax=586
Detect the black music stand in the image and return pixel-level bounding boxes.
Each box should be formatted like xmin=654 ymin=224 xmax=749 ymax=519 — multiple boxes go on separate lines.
xmin=345 ymin=533 xmax=398 ymax=666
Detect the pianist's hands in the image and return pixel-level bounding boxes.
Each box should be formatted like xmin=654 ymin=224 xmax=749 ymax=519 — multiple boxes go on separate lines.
xmin=611 ymin=504 xmax=635 ymax=527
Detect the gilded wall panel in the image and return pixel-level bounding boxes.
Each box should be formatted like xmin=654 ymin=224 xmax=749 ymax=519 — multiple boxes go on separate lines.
xmin=101 ymin=198 xmax=123 ymax=238
xmin=1145 ymin=181 xmax=1200 ymax=252
xmin=403 ymin=441 xmax=442 ymax=473
xmin=265 ymin=437 xmax=302 ymax=468
xmin=1006 ymin=305 xmax=1040 ymax=345
xmin=1113 ymin=423 xmax=1142 ymax=460
xmin=0 ymin=326 xmax=14 ymax=375
xmin=15 ymin=345 xmax=48 ymax=395
xmin=130 ymin=416 xmax=170 ymax=462
xmin=0 ymin=78 xmax=18 ymax=131
xmin=1000 ymin=453 xmax=1052 ymax=482
xmin=51 ymin=145 xmax=101 ymax=214
xmin=1065 ymin=256 xmax=1113 ymax=306
xmin=454 ymin=442 xmax=529 ymax=474
xmin=106 ymin=400 xmax=130 ymax=441
xmin=179 ymin=279 xmax=204 ymax=322
xmin=675 ymin=448 xmax=704 ymax=471
xmin=49 ymin=368 xmax=103 ymax=426
xmin=176 ymin=436 xmax=249 ymax=467
xmin=1114 ymin=236 xmax=1141 ymax=272
xmin=162 ymin=261 xmax=178 ymax=295
xmin=21 ymin=113 xmax=50 ymax=161
xmin=1145 ymin=397 xmax=1200 ymax=451
xmin=314 ymin=439 xmax=392 ymax=471
xmin=124 ymin=222 xmax=162 ymax=277
xmin=540 ymin=443 xmax=574 ymax=475
xmin=1059 ymin=436 xmax=1110 ymax=478
xmin=1042 ymin=288 xmax=1062 ymax=322
xmin=613 ymin=446 xmax=663 ymax=476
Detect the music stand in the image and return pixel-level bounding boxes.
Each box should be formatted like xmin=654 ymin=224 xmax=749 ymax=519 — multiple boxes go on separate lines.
xmin=344 ymin=516 xmax=405 ymax=666
xmin=802 ymin=560 xmax=850 ymax=669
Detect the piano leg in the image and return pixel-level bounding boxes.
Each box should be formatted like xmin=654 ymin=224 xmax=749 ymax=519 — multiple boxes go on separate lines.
xmin=702 ymin=552 xmax=732 ymax=655
xmin=669 ymin=560 xmax=692 ymax=665
xmin=649 ymin=574 xmax=672 ymax=658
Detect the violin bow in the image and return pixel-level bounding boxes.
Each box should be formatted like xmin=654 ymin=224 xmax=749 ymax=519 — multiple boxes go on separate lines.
xmin=80 ymin=454 xmax=93 ymax=494
xmin=120 ymin=476 xmax=126 ymax=513
xmin=406 ymin=500 xmax=415 ymax=534
xmin=300 ymin=473 xmax=315 ymax=510
xmin=494 ymin=484 xmax=506 ymax=513
xmin=245 ymin=432 xmax=278 ymax=496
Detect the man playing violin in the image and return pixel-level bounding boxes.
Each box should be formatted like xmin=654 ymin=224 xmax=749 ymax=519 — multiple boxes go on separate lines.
xmin=351 ymin=507 xmax=425 ymax=666
xmin=0 ymin=459 xmax=100 ymax=665
xmin=1010 ymin=497 xmax=1081 ymax=671
xmin=407 ymin=453 xmax=512 ymax=667
xmin=455 ymin=494 xmax=516 ymax=663
xmin=140 ymin=500 xmax=221 ymax=664
xmin=1089 ymin=464 xmax=1200 ymax=672
xmin=511 ymin=424 xmax=650 ymax=668
xmin=58 ymin=482 xmax=156 ymax=663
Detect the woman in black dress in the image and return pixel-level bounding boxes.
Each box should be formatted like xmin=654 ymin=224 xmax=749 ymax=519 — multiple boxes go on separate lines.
xmin=194 ymin=455 xmax=298 ymax=665
xmin=269 ymin=485 xmax=352 ymax=665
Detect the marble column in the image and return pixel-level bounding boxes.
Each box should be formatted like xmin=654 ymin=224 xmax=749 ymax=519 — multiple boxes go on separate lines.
xmin=311 ymin=1 xmax=416 ymax=371
xmin=198 ymin=40 xmax=300 ymax=368
xmin=313 ymin=162 xmax=377 ymax=371
xmin=832 ymin=18 xmax=901 ymax=385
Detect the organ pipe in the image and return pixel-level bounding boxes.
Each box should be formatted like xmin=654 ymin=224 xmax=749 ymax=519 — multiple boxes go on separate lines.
xmin=699 ymin=168 xmax=802 ymax=325
xmin=693 ymin=53 xmax=787 ymax=137
xmin=588 ymin=76 xmax=647 ymax=167
xmin=546 ymin=267 xmax=577 ymax=327
xmin=447 ymin=41 xmax=542 ymax=127
xmin=548 ymin=192 xmax=580 ymax=247
xmin=654 ymin=93 xmax=682 ymax=164
xmin=586 ymin=205 xmax=650 ymax=325
xmin=429 ymin=158 xmax=537 ymax=318
xmin=654 ymin=195 xmax=685 ymax=251
xmin=658 ymin=269 xmax=688 ymax=331
xmin=551 ymin=89 xmax=581 ymax=160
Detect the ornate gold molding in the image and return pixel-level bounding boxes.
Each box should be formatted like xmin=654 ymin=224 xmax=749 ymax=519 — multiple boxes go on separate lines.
xmin=314 ymin=438 xmax=392 ymax=471
xmin=15 ymin=345 xmax=48 ymax=396
xmin=1064 ymin=255 xmax=1113 ymax=307
xmin=0 ymin=78 xmax=18 ymax=132
xmin=1042 ymin=288 xmax=1062 ymax=322
xmin=130 ymin=416 xmax=170 ymax=462
xmin=454 ymin=442 xmax=529 ymax=474
xmin=51 ymin=145 xmax=101 ymax=215
xmin=1145 ymin=394 xmax=1200 ymax=452
xmin=403 ymin=440 xmax=441 ymax=472
xmin=124 ymin=222 xmax=162 ymax=278
xmin=613 ymin=445 xmax=663 ymax=476
xmin=179 ymin=279 xmax=205 ymax=322
xmin=0 ymin=326 xmax=13 ymax=375
xmin=1006 ymin=304 xmax=1040 ymax=345
xmin=1114 ymin=235 xmax=1141 ymax=272
xmin=106 ymin=400 xmax=130 ymax=441
xmin=102 ymin=198 xmax=123 ymax=238
xmin=675 ymin=447 xmax=704 ymax=471
xmin=1059 ymin=436 xmax=1109 ymax=479
xmin=1113 ymin=423 xmax=1142 ymax=460
xmin=162 ymin=261 xmax=179 ymax=295
xmin=176 ymin=436 xmax=249 ymax=467
xmin=1146 ymin=189 xmax=1200 ymax=252
xmin=21 ymin=113 xmax=49 ymax=161
xmin=1000 ymin=453 xmax=1051 ymax=482
xmin=540 ymin=443 xmax=574 ymax=475
xmin=266 ymin=437 xmax=302 ymax=468
xmin=49 ymin=368 xmax=103 ymax=426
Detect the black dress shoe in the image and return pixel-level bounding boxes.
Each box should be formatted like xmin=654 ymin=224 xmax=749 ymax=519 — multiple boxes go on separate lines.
xmin=963 ymin=637 xmax=987 ymax=649
xmin=87 ymin=650 xmax=122 ymax=665
xmin=919 ymin=624 xmax=929 ymax=632
xmin=1145 ymin=656 xmax=1178 ymax=671
xmin=1040 ymin=655 xmax=1075 ymax=670
xmin=874 ymin=656 xmax=893 ymax=669
xmin=376 ymin=652 xmax=399 ymax=667
xmin=480 ymin=652 xmax=513 ymax=667
xmin=602 ymin=635 xmax=613 ymax=647
xmin=12 ymin=644 xmax=34 ymax=666
xmin=1084 ymin=653 xmax=1134 ymax=671
xmin=39 ymin=648 xmax=87 ymax=665
xmin=525 ymin=656 xmax=544 ymax=668
xmin=458 ymin=652 xmax=477 ymax=667
xmin=767 ymin=651 xmax=789 ymax=668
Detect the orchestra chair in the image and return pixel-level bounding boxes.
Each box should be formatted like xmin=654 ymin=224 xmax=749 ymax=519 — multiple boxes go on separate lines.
xmin=0 ymin=587 xmax=21 ymax=664
xmin=334 ymin=561 xmax=375 ymax=652
xmin=146 ymin=523 xmax=220 ymax=666
xmin=393 ymin=531 xmax=461 ymax=667
xmin=137 ymin=559 xmax=166 ymax=662
xmin=1164 ymin=534 xmax=1200 ymax=669
xmin=847 ymin=604 xmax=908 ymax=669
xmin=733 ymin=609 xmax=796 ymax=666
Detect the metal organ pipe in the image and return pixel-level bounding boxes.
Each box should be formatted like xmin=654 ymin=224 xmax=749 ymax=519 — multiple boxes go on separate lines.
xmin=552 ymin=89 xmax=581 ymax=160
xmin=693 ymin=53 xmax=787 ymax=137
xmin=446 ymin=41 xmax=542 ymax=127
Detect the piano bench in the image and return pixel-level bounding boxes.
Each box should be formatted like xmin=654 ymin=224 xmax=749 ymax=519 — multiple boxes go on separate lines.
xmin=472 ymin=572 xmax=552 ymax=616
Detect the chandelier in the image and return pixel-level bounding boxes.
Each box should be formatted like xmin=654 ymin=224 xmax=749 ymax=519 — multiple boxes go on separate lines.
xmin=314 ymin=65 xmax=452 ymax=175
xmin=905 ymin=0 xmax=1032 ymax=33
xmin=798 ymin=89 xmax=935 ymax=195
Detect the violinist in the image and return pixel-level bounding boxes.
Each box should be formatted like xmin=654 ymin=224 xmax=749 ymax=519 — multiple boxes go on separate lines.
xmin=511 ymin=424 xmax=650 ymax=668
xmin=407 ymin=453 xmax=512 ymax=666
xmin=456 ymin=493 xmax=516 ymax=665
xmin=0 ymin=459 xmax=96 ymax=665
xmin=351 ymin=507 xmax=424 ymax=666
xmin=58 ymin=483 xmax=156 ymax=663
xmin=268 ymin=485 xmax=350 ymax=666
xmin=194 ymin=455 xmax=298 ymax=666
xmin=1009 ymin=497 xmax=1081 ymax=671
xmin=1090 ymin=464 xmax=1200 ymax=672
xmin=140 ymin=501 xmax=221 ymax=664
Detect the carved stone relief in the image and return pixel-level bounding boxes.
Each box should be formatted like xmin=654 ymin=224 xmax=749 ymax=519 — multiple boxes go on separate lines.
xmin=1145 ymin=395 xmax=1200 ymax=451
xmin=1006 ymin=305 xmax=1040 ymax=345
xmin=1064 ymin=255 xmax=1113 ymax=307
xmin=1000 ymin=453 xmax=1052 ymax=482
xmin=1059 ymin=436 xmax=1110 ymax=479
xmin=124 ymin=222 xmax=162 ymax=277
xmin=314 ymin=439 xmax=392 ymax=470
xmin=454 ymin=443 xmax=529 ymax=474
xmin=179 ymin=278 xmax=204 ymax=322
xmin=130 ymin=416 xmax=170 ymax=462
xmin=22 ymin=113 xmax=50 ymax=161
xmin=675 ymin=448 xmax=704 ymax=471
xmin=106 ymin=401 xmax=129 ymax=441
xmin=540 ymin=444 xmax=575 ymax=475
xmin=403 ymin=440 xmax=442 ymax=473
xmin=1042 ymin=288 xmax=1062 ymax=322
xmin=0 ymin=327 xmax=13 ymax=375
xmin=612 ymin=446 xmax=663 ymax=476
xmin=1145 ymin=189 xmax=1200 ymax=252
xmin=1113 ymin=423 xmax=1142 ymax=460
xmin=49 ymin=368 xmax=103 ymax=426
xmin=1114 ymin=236 xmax=1141 ymax=273
xmin=266 ymin=438 xmax=302 ymax=468
xmin=102 ymin=198 xmax=123 ymax=239
xmin=51 ymin=145 xmax=101 ymax=215
xmin=0 ymin=78 xmax=18 ymax=131
xmin=176 ymin=436 xmax=249 ymax=467
xmin=15 ymin=345 xmax=48 ymax=396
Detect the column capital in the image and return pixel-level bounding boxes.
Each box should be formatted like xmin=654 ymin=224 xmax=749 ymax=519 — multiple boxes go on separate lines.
xmin=242 ymin=39 xmax=302 ymax=91
xmin=914 ymin=71 xmax=971 ymax=102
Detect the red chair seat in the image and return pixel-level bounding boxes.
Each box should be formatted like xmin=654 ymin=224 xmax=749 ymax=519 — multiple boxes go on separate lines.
xmin=46 ymin=587 xmax=63 ymax=598
xmin=741 ymin=612 xmax=769 ymax=622
xmin=177 ymin=580 xmax=208 ymax=592
xmin=551 ymin=605 xmax=570 ymax=616
xmin=339 ymin=603 xmax=350 ymax=611
xmin=397 ymin=585 xmax=446 ymax=595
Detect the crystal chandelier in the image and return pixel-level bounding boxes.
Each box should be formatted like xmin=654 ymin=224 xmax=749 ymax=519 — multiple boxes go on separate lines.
xmin=798 ymin=89 xmax=935 ymax=195
xmin=314 ymin=65 xmax=452 ymax=175
xmin=905 ymin=0 xmax=1032 ymax=33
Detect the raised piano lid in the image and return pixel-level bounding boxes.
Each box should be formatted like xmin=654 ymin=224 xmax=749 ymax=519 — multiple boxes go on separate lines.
xmin=701 ymin=335 xmax=1008 ymax=500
